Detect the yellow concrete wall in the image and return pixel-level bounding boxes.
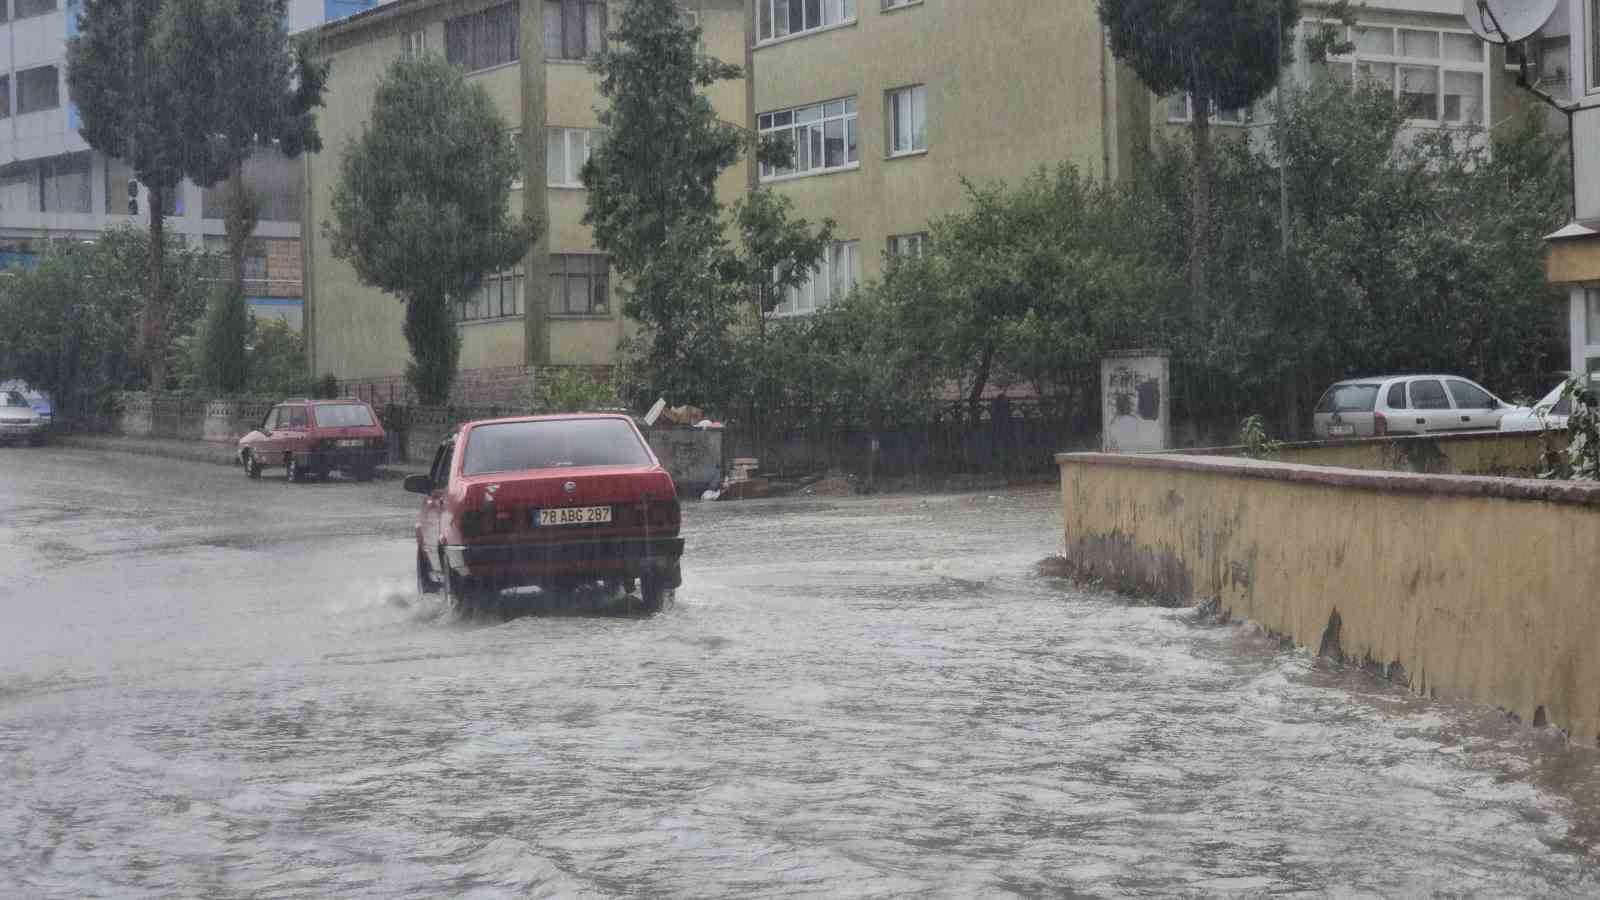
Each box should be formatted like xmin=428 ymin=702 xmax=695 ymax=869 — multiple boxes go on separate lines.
xmin=751 ymin=0 xmax=1111 ymax=284
xmin=1057 ymin=453 xmax=1600 ymax=744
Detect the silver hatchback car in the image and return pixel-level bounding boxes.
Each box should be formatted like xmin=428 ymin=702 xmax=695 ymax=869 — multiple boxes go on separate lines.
xmin=1312 ymin=375 xmax=1513 ymax=439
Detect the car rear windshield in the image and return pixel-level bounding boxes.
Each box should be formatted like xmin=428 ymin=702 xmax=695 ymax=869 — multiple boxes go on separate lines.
xmin=462 ymin=418 xmax=653 ymax=476
xmin=1 ymin=391 xmax=27 ymax=408
xmin=313 ymin=404 xmax=375 ymax=428
xmin=1315 ymin=384 xmax=1380 ymax=413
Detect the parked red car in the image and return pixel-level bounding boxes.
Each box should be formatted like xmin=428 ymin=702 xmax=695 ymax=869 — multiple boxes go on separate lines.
xmin=406 ymin=413 xmax=684 ymax=615
xmin=237 ymin=399 xmax=387 ymax=482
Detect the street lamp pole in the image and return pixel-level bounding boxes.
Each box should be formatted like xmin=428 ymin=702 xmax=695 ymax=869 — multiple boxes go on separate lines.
xmin=1277 ymin=3 xmax=1288 ymax=264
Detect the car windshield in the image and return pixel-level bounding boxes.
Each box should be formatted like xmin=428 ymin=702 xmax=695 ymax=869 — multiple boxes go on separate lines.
xmin=462 ymin=418 xmax=652 ymax=476
xmin=313 ymin=404 xmax=375 ymax=428
xmin=1315 ymin=384 xmax=1380 ymax=413
xmin=1 ymin=391 xmax=29 ymax=408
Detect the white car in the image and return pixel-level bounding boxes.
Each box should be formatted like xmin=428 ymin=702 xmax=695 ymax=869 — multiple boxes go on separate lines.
xmin=0 ymin=389 xmax=47 ymax=445
xmin=1499 ymin=374 xmax=1598 ymax=432
xmin=1312 ymin=374 xmax=1514 ymax=440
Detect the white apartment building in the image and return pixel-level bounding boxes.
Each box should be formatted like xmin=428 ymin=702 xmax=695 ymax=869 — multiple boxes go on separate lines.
xmin=0 ymin=0 xmax=378 ymax=327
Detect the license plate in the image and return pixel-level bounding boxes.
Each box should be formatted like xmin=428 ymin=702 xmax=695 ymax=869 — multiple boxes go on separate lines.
xmin=538 ymin=506 xmax=612 ymax=526
xmin=1328 ymin=424 xmax=1355 ymax=437
xmin=337 ymin=439 xmax=365 ymax=447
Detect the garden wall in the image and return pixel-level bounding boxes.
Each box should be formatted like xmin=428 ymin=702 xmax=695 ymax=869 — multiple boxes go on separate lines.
xmin=1056 ymin=452 xmax=1600 ymax=744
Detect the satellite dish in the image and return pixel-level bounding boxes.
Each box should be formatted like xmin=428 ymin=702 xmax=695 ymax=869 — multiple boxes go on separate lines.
xmin=1463 ymin=0 xmax=1559 ymax=44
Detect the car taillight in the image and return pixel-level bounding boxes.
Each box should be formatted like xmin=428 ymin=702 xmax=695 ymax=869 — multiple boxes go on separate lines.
xmin=649 ymin=498 xmax=680 ymax=531
xmin=1373 ymin=411 xmax=1387 ymax=436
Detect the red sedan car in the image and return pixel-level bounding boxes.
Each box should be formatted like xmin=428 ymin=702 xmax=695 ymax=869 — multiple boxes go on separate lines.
xmin=237 ymin=399 xmax=387 ymax=482
xmin=407 ymin=413 xmax=684 ymax=615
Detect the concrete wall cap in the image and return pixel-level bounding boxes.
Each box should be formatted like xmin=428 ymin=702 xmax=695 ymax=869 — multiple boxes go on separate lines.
xmin=1055 ymin=451 xmax=1600 ymax=508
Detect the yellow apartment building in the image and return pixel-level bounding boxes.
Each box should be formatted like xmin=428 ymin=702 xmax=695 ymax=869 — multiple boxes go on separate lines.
xmin=746 ymin=0 xmax=1149 ymax=311
xmin=303 ymin=0 xmax=749 ymax=395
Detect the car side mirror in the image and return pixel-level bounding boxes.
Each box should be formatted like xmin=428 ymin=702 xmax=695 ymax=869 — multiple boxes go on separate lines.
xmin=403 ymin=474 xmax=433 ymax=495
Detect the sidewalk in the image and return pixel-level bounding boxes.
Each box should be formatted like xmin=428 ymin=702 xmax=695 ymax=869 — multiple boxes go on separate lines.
xmin=57 ymin=434 xmax=429 ymax=479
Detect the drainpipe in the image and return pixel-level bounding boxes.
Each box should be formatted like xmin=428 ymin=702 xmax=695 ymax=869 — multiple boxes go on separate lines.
xmin=1100 ymin=28 xmax=1111 ymax=182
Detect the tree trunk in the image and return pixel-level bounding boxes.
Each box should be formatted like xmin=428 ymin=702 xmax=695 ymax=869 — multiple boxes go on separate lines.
xmin=225 ymin=159 xmax=259 ymax=299
xmin=1186 ymin=95 xmax=1215 ymax=306
xmin=144 ymin=184 xmax=169 ymax=391
xmin=967 ymin=342 xmax=995 ymax=424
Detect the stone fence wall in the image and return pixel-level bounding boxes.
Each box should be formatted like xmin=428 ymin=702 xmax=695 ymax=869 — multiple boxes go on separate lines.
xmin=1177 ymin=429 xmax=1547 ymax=477
xmin=1055 ymin=452 xmax=1600 ymax=744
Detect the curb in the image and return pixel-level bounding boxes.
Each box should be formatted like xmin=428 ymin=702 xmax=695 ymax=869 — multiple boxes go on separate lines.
xmin=58 ymin=435 xmax=424 ymax=481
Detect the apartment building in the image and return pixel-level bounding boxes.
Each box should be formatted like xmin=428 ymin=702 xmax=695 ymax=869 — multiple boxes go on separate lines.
xmin=1543 ymin=0 xmax=1600 ymax=377
xmin=303 ymin=0 xmax=748 ymax=388
xmin=747 ymin=0 xmax=1148 ymax=312
xmin=0 ymin=0 xmax=377 ymax=328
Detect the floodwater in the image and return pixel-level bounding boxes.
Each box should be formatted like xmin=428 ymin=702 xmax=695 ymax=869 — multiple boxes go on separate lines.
xmin=2 ymin=448 xmax=1599 ymax=897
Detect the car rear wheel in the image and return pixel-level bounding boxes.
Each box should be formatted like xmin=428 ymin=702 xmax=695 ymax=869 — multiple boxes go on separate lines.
xmin=416 ymin=550 xmax=439 ymax=596
xmin=443 ymin=561 xmax=494 ymax=617
xmin=354 ymin=464 xmax=376 ymax=482
xmin=640 ymin=574 xmax=667 ymax=615
xmin=243 ymin=451 xmax=261 ymax=479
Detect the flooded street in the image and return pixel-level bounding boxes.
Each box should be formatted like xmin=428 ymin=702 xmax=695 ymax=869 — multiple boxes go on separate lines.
xmin=3 ymin=449 xmax=1600 ymax=897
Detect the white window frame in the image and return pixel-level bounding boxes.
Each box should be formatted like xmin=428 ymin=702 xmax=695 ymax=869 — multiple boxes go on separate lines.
xmin=886 ymin=84 xmax=927 ymax=156
xmin=401 ymin=28 xmax=427 ymax=58
xmin=1321 ymin=22 xmax=1489 ymax=128
xmin=1586 ymin=288 xmax=1600 ymax=353
xmin=1589 ymin=0 xmax=1600 ymax=93
xmin=456 ymin=266 xmax=525 ymax=323
xmin=549 ymin=253 xmax=612 ymax=316
xmin=546 ymin=127 xmax=597 ymax=188
xmin=756 ymin=0 xmax=857 ymax=45
xmin=888 ymin=232 xmax=926 ymax=261
xmin=773 ymin=240 xmax=860 ymax=316
xmin=881 ymin=0 xmax=921 ymax=10
xmin=1165 ymin=94 xmax=1247 ymax=126
xmin=759 ymin=97 xmax=859 ymax=182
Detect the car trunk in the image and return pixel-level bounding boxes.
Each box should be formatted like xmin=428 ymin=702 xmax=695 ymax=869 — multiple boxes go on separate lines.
xmin=456 ymin=466 xmax=679 ymax=545
xmin=1314 ymin=384 xmax=1382 ymax=438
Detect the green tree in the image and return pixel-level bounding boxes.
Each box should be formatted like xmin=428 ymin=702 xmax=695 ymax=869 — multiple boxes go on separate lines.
xmin=0 ymin=230 xmax=215 ymax=415
xmin=1098 ymin=0 xmax=1298 ymax=301
xmin=325 ymin=53 xmax=539 ymax=405
xmin=246 ymin=317 xmax=313 ymax=397
xmin=583 ymin=0 xmax=746 ymax=404
xmin=153 ymin=0 xmax=329 ymax=391
xmin=68 ymin=0 xmax=186 ymax=390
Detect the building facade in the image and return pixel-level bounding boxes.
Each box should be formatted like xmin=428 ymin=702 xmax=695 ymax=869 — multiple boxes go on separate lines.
xmin=0 ymin=0 xmax=377 ymax=328
xmin=303 ymin=0 xmax=748 ymax=393
xmin=1543 ymin=0 xmax=1600 ymax=378
xmin=748 ymin=0 xmax=1147 ymax=309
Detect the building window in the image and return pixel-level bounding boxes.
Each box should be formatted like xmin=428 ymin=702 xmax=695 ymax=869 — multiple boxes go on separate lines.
xmin=775 ymin=240 xmax=859 ymax=315
xmin=457 ymin=266 xmax=525 ymax=322
xmin=446 ymin=2 xmax=520 ymax=73
xmin=550 ymin=254 xmax=610 ymax=315
xmin=1322 ymin=23 xmax=1486 ymax=125
xmin=0 ymin=76 xmax=9 ymax=120
xmin=508 ymin=129 xmax=524 ymax=189
xmin=886 ymin=84 xmax=927 ymax=155
xmin=200 ymin=147 xmax=302 ymax=222
xmin=888 ymin=232 xmax=926 ymax=261
xmin=15 ymin=0 xmax=56 ymax=19
xmin=759 ymin=97 xmax=858 ymax=181
xmin=545 ymin=0 xmax=607 ymax=60
xmin=1165 ymin=94 xmax=1247 ymax=125
xmin=16 ymin=66 xmax=60 ymax=115
xmin=402 ymin=28 xmax=427 ymax=58
xmin=757 ymin=0 xmax=855 ymax=43
xmin=547 ymin=127 xmax=600 ymax=187
xmin=0 ymin=151 xmax=92 ymax=214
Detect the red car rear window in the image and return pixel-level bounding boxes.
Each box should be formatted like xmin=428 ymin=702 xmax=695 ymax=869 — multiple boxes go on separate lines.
xmin=462 ymin=418 xmax=652 ymax=476
xmin=313 ymin=404 xmax=376 ymax=428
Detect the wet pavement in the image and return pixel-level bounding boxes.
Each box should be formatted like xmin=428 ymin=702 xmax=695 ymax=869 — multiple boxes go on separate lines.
xmin=3 ymin=446 xmax=1600 ymax=897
